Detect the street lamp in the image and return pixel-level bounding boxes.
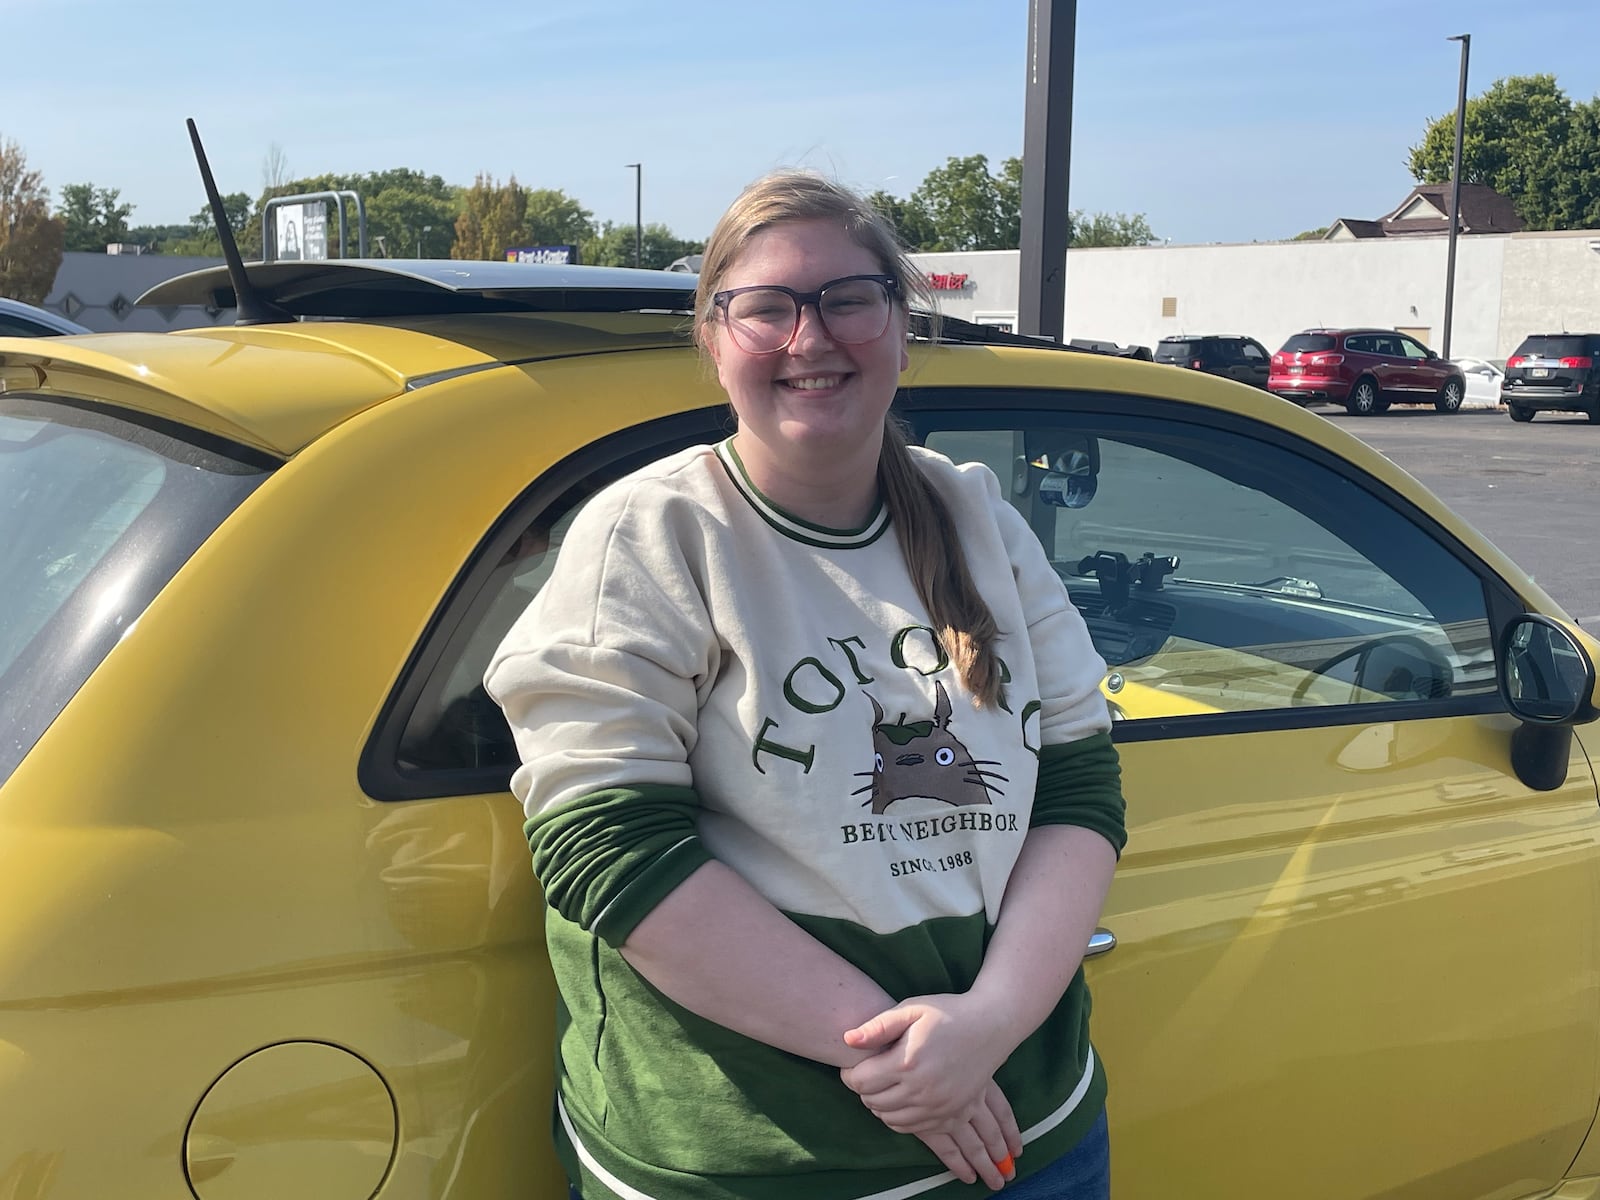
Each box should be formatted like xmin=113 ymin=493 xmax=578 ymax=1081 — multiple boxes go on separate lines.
xmin=625 ymin=163 xmax=642 ymax=268
xmin=1442 ymin=33 xmax=1470 ymax=359
xmin=417 ymin=225 xmax=433 ymax=259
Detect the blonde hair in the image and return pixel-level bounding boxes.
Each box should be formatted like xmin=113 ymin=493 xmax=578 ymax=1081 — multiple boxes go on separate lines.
xmin=694 ymin=170 xmax=1004 ymax=708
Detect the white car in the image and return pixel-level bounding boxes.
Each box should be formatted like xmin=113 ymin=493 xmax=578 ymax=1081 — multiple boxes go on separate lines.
xmin=1453 ymin=357 xmax=1505 ymax=408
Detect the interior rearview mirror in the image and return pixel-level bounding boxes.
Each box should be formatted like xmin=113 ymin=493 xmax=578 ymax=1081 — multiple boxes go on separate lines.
xmin=1023 ymin=430 xmax=1100 ymax=510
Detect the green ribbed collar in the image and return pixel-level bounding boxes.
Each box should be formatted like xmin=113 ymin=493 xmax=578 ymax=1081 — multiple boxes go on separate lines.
xmin=715 ymin=439 xmax=891 ymax=550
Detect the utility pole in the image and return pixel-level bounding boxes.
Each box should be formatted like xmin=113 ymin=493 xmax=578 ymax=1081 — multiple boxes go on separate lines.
xmin=625 ymin=163 xmax=643 ymax=268
xmin=1017 ymin=0 xmax=1076 ymax=340
xmin=1443 ymin=33 xmax=1470 ymax=358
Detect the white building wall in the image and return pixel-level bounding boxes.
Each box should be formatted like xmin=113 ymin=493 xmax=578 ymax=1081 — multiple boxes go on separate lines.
xmin=910 ymin=231 xmax=1600 ymax=363
xmin=1500 ymin=231 xmax=1600 ymax=353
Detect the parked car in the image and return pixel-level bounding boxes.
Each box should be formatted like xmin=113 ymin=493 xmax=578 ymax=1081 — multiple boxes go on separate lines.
xmin=3 ymin=259 xmax=1599 ymax=1200
xmin=0 ymin=296 xmax=91 ymax=337
xmin=1501 ymin=332 xmax=1600 ymax=423
xmin=1269 ymin=328 xmax=1467 ymax=415
xmin=1453 ymin=356 xmax=1506 ymax=408
xmin=1153 ymin=333 xmax=1271 ymax=389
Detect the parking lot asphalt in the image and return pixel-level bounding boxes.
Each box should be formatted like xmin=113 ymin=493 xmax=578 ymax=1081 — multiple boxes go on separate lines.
xmin=1315 ymin=406 xmax=1599 ymax=626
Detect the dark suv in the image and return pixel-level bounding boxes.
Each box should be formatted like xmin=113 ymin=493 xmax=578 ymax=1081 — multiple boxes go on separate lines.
xmin=1268 ymin=328 xmax=1466 ymax=415
xmin=1501 ymin=333 xmax=1600 ymax=423
xmin=1154 ymin=335 xmax=1271 ymax=388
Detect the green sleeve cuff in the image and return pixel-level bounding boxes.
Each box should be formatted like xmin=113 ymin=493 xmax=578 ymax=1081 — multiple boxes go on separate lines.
xmin=526 ymin=784 xmax=712 ymax=947
xmin=1031 ymin=732 xmax=1127 ymax=857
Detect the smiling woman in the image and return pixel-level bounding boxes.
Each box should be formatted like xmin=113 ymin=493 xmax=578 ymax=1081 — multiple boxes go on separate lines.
xmin=486 ymin=170 xmax=1127 ymax=1200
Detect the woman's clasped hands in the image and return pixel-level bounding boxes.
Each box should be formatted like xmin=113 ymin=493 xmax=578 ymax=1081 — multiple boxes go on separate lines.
xmin=841 ymin=992 xmax=1025 ymax=1190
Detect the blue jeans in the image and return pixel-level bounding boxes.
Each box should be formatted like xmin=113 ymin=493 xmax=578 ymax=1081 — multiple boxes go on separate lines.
xmin=1002 ymin=1108 xmax=1110 ymax=1199
xmin=567 ymin=1108 xmax=1111 ymax=1199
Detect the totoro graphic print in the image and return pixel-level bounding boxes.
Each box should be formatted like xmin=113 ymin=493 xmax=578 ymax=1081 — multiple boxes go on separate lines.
xmin=853 ymin=681 xmax=1009 ymax=815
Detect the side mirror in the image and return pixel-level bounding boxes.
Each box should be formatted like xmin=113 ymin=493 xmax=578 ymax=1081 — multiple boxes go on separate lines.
xmin=1425 ymin=348 xmax=1438 ymax=359
xmin=1498 ymin=615 xmax=1599 ymax=791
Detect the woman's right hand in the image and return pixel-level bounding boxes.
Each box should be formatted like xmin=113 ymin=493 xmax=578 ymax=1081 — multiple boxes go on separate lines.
xmin=906 ymin=1079 xmax=1021 ymax=1190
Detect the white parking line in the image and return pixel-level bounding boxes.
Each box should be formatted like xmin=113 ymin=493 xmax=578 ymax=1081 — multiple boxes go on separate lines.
xmin=1576 ymin=615 xmax=1600 ymax=628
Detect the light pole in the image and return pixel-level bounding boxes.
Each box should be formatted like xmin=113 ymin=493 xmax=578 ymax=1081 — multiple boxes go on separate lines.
xmin=1442 ymin=33 xmax=1470 ymax=359
xmin=417 ymin=224 xmax=432 ymax=259
xmin=1018 ymin=0 xmax=1076 ymax=340
xmin=625 ymin=163 xmax=642 ymax=268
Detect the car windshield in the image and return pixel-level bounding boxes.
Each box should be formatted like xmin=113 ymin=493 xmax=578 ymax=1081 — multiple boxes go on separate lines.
xmin=1517 ymin=336 xmax=1590 ymax=359
xmin=0 ymin=398 xmax=272 ymax=784
xmin=1281 ymin=334 xmax=1337 ymax=353
xmin=1155 ymin=341 xmax=1196 ymax=360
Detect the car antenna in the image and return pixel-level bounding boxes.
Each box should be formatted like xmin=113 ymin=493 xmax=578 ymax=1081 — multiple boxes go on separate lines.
xmin=186 ymin=118 xmax=293 ymax=325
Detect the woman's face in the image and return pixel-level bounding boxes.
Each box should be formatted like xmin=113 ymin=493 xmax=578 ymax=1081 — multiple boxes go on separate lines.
xmin=707 ymin=218 xmax=908 ymax=487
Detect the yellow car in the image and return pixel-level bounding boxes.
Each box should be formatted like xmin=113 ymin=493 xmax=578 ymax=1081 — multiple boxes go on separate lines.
xmin=2 ymin=260 xmax=1598 ymax=1200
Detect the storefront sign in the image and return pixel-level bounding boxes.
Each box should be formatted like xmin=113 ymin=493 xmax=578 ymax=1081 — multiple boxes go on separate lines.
xmin=507 ymin=245 xmax=578 ymax=265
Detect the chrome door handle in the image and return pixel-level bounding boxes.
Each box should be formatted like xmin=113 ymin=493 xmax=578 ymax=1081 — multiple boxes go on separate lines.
xmin=1085 ymin=927 xmax=1117 ymax=958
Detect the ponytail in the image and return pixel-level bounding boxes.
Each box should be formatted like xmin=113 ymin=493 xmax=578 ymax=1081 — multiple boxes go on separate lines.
xmin=878 ymin=420 xmax=1006 ymax=709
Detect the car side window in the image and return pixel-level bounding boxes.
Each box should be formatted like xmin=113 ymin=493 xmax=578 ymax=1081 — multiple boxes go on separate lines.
xmin=919 ymin=404 xmax=1495 ymax=729
xmin=1240 ymin=342 xmax=1266 ymax=361
xmin=1399 ymin=337 xmax=1432 ymax=360
xmin=0 ymin=315 xmax=54 ymax=337
xmin=1345 ymin=335 xmax=1373 ymax=354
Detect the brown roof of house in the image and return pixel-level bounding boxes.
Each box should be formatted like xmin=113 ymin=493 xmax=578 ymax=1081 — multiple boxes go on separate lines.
xmin=1327 ymin=218 xmax=1385 ymax=239
xmin=1324 ymin=183 xmax=1525 ymax=240
xmin=1381 ymin=183 xmax=1525 ymax=235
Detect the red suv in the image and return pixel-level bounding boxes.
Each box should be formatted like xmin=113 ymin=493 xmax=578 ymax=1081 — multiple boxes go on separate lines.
xmin=1268 ymin=328 xmax=1466 ymax=415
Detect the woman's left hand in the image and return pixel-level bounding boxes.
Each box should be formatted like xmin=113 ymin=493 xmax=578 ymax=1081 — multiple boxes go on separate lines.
xmin=839 ymin=992 xmax=1020 ymax=1131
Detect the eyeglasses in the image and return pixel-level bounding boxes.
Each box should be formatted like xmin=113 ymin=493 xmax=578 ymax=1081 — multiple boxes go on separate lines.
xmin=712 ymin=274 xmax=899 ymax=354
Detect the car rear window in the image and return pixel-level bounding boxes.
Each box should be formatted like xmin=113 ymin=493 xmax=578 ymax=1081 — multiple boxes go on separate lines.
xmin=1515 ymin=335 xmax=1591 ymax=358
xmin=1281 ymin=334 xmax=1337 ymax=353
xmin=1155 ymin=340 xmax=1196 ymax=361
xmin=0 ymin=397 xmax=273 ymax=783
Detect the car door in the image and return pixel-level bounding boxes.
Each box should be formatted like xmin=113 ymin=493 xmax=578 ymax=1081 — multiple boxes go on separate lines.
xmin=1239 ymin=338 xmax=1270 ymax=388
xmin=1400 ymin=333 xmax=1448 ymax=392
xmin=1369 ymin=333 xmax=1413 ymax=393
xmin=907 ymin=388 xmax=1600 ymax=1200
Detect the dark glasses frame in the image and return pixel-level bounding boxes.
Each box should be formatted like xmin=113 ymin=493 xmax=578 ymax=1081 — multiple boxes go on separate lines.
xmin=711 ymin=274 xmax=900 ymax=352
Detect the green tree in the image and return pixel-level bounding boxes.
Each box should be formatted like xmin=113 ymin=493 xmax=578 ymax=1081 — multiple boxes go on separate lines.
xmin=154 ymin=192 xmax=254 ymax=256
xmin=1407 ymin=73 xmax=1595 ymax=230
xmin=126 ymin=222 xmax=200 ymax=254
xmin=1552 ymin=95 xmax=1600 ymax=230
xmin=909 ymin=154 xmax=1021 ymax=251
xmin=453 ymin=173 xmax=532 ymax=261
xmin=0 ymin=137 xmax=65 ymax=302
xmin=1292 ymin=226 xmax=1330 ymax=241
xmin=581 ymin=221 xmax=703 ymax=269
xmin=525 ymin=188 xmax=595 ymax=249
xmin=1068 ymin=210 xmax=1157 ymax=247
xmin=865 ymin=189 xmax=938 ymax=251
xmin=59 ymin=182 xmax=134 ymax=251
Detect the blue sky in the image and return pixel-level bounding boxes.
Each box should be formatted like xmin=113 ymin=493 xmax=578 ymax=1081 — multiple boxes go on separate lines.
xmin=5 ymin=0 xmax=1598 ymax=246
